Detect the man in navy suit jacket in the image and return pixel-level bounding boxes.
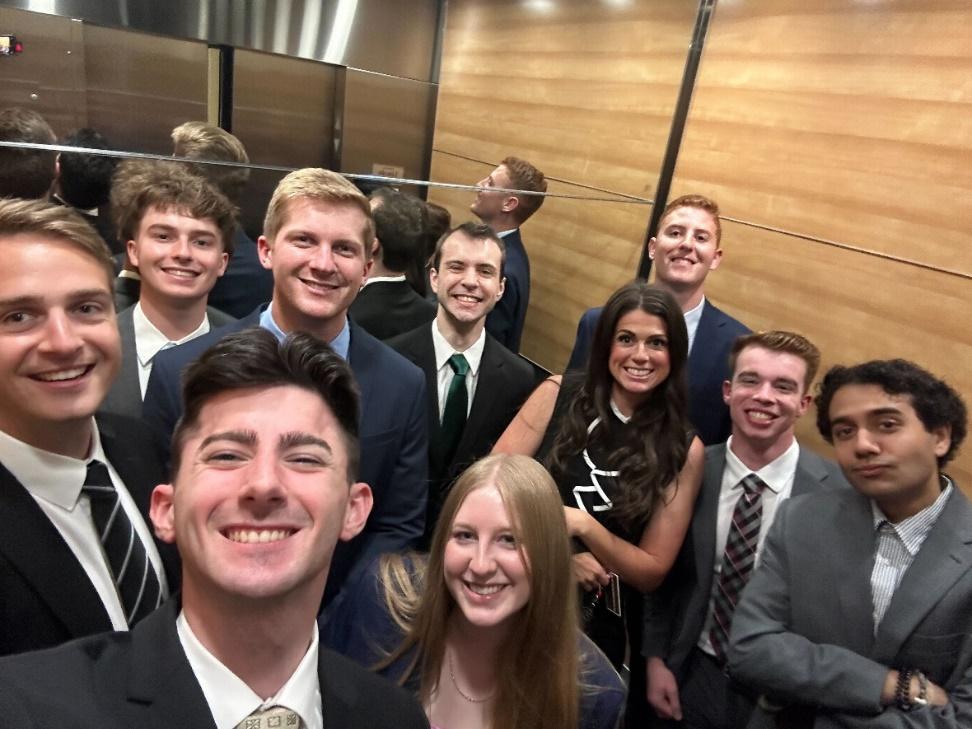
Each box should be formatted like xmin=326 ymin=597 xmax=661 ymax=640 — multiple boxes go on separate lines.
xmin=144 ymin=168 xmax=428 ymax=603
xmin=566 ymin=194 xmax=750 ymax=445
xmin=470 ymin=156 xmax=547 ymax=353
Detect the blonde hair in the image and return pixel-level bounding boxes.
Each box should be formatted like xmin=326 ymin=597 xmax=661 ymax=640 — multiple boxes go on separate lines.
xmin=171 ymin=121 xmax=251 ymax=203
xmin=500 ymin=156 xmax=546 ymax=224
xmin=262 ymin=168 xmax=374 ymax=252
xmin=379 ymin=454 xmax=579 ymax=729
xmin=0 ymin=197 xmax=114 ymax=288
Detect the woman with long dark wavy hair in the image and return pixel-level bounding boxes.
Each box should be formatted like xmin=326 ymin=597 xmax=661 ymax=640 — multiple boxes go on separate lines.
xmin=493 ymin=281 xmax=704 ymax=725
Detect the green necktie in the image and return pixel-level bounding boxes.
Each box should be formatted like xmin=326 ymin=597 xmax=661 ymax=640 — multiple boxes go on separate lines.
xmin=440 ymin=353 xmax=470 ymax=462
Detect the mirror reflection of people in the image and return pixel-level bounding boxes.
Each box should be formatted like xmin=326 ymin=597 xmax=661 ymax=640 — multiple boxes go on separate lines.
xmin=325 ymin=454 xmax=626 ymax=729
xmin=495 ymin=282 xmax=705 ymax=726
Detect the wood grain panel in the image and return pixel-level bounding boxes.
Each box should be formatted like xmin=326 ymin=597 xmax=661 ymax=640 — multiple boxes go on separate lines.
xmin=430 ymin=0 xmax=699 ymax=370
xmin=674 ymin=0 xmax=972 ymax=275
xmin=707 ymin=220 xmax=971 ymax=494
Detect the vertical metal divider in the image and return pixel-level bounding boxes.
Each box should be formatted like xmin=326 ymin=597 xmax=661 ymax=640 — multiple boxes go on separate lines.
xmin=636 ymin=0 xmax=716 ymax=280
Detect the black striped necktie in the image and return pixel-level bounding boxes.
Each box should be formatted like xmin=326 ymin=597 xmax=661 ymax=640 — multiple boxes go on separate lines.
xmin=82 ymin=460 xmax=162 ymax=626
xmin=708 ymin=472 xmax=767 ymax=661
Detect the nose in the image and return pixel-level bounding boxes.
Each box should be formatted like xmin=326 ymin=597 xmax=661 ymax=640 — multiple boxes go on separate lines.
xmin=171 ymin=235 xmax=193 ymax=261
xmin=468 ymin=542 xmax=497 ymax=576
xmin=239 ymin=453 xmax=286 ymax=514
xmin=309 ymin=244 xmax=337 ymax=274
xmin=852 ymin=429 xmax=881 ymax=458
xmin=39 ymin=309 xmax=83 ymax=356
xmin=752 ymin=380 xmax=775 ymax=402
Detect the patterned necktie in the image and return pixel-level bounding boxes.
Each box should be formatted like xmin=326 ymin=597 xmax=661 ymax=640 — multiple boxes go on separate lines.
xmin=235 ymin=705 xmax=303 ymax=729
xmin=440 ymin=353 xmax=470 ymax=463
xmin=82 ymin=460 xmax=162 ymax=626
xmin=709 ymin=473 xmax=767 ymax=661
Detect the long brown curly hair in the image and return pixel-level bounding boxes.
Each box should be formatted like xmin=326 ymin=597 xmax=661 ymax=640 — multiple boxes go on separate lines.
xmin=546 ymin=282 xmax=691 ymax=534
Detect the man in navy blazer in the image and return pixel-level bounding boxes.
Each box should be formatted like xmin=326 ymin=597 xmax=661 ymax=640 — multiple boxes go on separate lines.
xmin=0 ymin=331 xmax=428 ymax=728
xmin=471 ymin=156 xmax=547 ymax=353
xmin=144 ymin=168 xmax=428 ymax=603
xmin=729 ymin=360 xmax=971 ymax=728
xmin=566 ymin=194 xmax=749 ymax=445
xmin=643 ymin=331 xmax=848 ymax=729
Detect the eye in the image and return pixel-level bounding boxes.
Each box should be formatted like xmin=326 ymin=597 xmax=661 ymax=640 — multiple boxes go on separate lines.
xmin=879 ymin=419 xmax=901 ymax=432
xmin=737 ymin=375 xmax=759 ymax=386
xmin=1 ymin=310 xmax=33 ymax=326
xmin=193 ymin=238 xmax=213 ymax=248
xmin=452 ymin=529 xmax=475 ymax=543
xmin=648 ymin=337 xmax=668 ymax=350
xmin=831 ymin=425 xmax=854 ymax=441
xmin=615 ymin=332 xmax=633 ymax=345
xmin=497 ymin=532 xmax=517 ymax=548
xmin=205 ymin=450 xmax=246 ymax=464
xmin=447 ymin=262 xmax=464 ymax=272
xmin=286 ymin=453 xmax=328 ymax=468
xmin=695 ymin=232 xmax=711 ymax=243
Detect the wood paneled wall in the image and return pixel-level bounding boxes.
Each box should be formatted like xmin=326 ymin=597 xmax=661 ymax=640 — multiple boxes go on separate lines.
xmin=675 ymin=0 xmax=972 ymax=486
xmin=430 ymin=0 xmax=972 ymax=487
xmin=428 ymin=0 xmax=700 ymax=367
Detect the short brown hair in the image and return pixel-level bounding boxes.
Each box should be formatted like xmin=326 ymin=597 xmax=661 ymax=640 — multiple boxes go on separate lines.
xmin=501 ymin=156 xmax=546 ymax=224
xmin=0 ymin=197 xmax=115 ymax=288
xmin=660 ymin=194 xmax=722 ymax=246
xmin=263 ymin=168 xmax=374 ymax=253
xmin=171 ymin=121 xmax=250 ymax=204
xmin=171 ymin=328 xmax=361 ymax=480
xmin=728 ymin=330 xmax=821 ymax=392
xmin=430 ymin=221 xmax=506 ymax=275
xmin=0 ymin=108 xmax=57 ymax=199
xmin=111 ymin=160 xmax=238 ymax=255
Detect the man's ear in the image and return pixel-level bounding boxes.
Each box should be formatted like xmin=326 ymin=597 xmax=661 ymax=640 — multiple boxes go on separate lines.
xmin=647 ymin=237 xmax=657 ymax=260
xmin=722 ymin=379 xmax=732 ymax=406
xmin=340 ymin=483 xmax=373 ymax=542
xmin=496 ymin=276 xmax=506 ymax=301
xmin=257 ymin=235 xmax=272 ymax=270
xmin=371 ymin=237 xmax=381 ymax=260
xmin=126 ymin=239 xmax=140 ymax=269
xmin=932 ymin=424 xmax=952 ymax=461
xmin=149 ymin=484 xmax=177 ymax=544
xmin=429 ymin=266 xmax=440 ymax=295
xmin=501 ymin=195 xmax=519 ymax=215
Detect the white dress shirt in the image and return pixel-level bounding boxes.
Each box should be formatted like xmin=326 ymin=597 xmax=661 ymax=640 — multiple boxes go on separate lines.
xmin=697 ymin=436 xmax=800 ymax=655
xmin=683 ymin=296 xmax=705 ymax=355
xmin=132 ymin=302 xmax=211 ymax=397
xmin=431 ymin=320 xmax=486 ymax=421
xmin=0 ymin=422 xmax=169 ymax=630
xmin=177 ymin=613 xmax=323 ymax=729
xmin=361 ymin=274 xmax=407 ymax=288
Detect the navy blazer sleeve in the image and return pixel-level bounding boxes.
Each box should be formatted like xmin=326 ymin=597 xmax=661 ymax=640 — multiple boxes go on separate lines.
xmin=566 ymin=307 xmax=602 ymax=372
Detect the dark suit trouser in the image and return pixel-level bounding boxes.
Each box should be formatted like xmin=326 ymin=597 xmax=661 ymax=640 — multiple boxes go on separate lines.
xmin=652 ymin=648 xmax=754 ymax=729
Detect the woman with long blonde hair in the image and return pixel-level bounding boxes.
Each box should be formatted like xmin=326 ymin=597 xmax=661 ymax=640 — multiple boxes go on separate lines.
xmin=324 ymin=454 xmax=625 ymax=729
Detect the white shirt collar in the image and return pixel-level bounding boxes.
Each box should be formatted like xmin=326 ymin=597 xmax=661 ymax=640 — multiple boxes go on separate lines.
xmin=362 ymin=274 xmax=406 ymax=288
xmin=176 ymin=612 xmax=322 ymax=729
xmin=133 ymin=302 xmax=210 ymax=368
xmin=724 ymin=435 xmax=800 ymax=495
xmin=496 ymin=228 xmax=518 ymax=238
xmin=431 ymin=318 xmax=487 ymax=376
xmin=0 ymin=420 xmax=104 ymax=509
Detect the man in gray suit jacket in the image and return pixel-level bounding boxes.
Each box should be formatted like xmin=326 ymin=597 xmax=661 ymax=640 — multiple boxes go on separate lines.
xmin=729 ymin=359 xmax=970 ymax=728
xmin=100 ymin=162 xmax=237 ymax=419
xmin=643 ymin=331 xmax=848 ymax=729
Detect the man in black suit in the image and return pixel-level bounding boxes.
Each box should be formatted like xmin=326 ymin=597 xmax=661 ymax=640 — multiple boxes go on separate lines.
xmin=144 ymin=167 xmax=428 ymax=604
xmin=172 ymin=121 xmax=275 ymax=318
xmin=100 ymin=161 xmax=237 ymax=420
xmin=567 ymin=194 xmax=750 ymax=445
xmin=51 ymin=127 xmax=119 ymax=253
xmin=471 ymin=156 xmax=547 ymax=353
xmin=643 ymin=331 xmax=847 ymax=729
xmin=389 ymin=222 xmax=537 ymax=540
xmin=0 ymin=198 xmax=177 ymax=657
xmin=350 ymin=187 xmax=435 ymax=340
xmin=0 ymin=330 xmax=429 ymax=729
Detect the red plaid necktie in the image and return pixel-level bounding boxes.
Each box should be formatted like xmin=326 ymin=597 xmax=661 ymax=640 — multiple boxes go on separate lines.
xmin=709 ymin=473 xmax=767 ymax=661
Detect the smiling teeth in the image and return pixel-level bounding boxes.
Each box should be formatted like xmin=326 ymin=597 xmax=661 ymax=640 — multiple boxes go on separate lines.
xmin=626 ymin=368 xmax=651 ymax=376
xmin=164 ymin=269 xmax=196 ymax=277
xmin=749 ymin=411 xmax=773 ymax=421
xmin=467 ymin=583 xmax=505 ymax=595
xmin=35 ymin=367 xmax=87 ymax=382
xmin=226 ymin=529 xmax=292 ymax=544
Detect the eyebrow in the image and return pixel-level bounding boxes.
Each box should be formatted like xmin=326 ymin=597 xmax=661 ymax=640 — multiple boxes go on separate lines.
xmin=199 ymin=430 xmax=257 ymax=450
xmin=0 ymin=289 xmax=111 ymax=308
xmin=279 ymin=431 xmax=332 ymax=454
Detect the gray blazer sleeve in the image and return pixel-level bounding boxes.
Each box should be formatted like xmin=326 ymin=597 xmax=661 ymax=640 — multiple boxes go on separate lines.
xmin=727 ymin=499 xmax=889 ymax=714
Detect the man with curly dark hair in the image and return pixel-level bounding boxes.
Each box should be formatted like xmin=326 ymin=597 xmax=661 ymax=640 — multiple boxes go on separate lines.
xmin=729 ymin=359 xmax=971 ymax=728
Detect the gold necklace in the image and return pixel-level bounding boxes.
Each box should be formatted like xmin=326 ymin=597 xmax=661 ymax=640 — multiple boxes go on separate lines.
xmin=447 ymin=652 xmax=495 ymax=704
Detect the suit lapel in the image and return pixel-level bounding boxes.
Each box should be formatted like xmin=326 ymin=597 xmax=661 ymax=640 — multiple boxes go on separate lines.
xmin=124 ymin=603 xmax=216 ymax=729
xmin=687 ymin=301 xmax=719 ymax=386
xmin=834 ymin=493 xmax=879 ymax=656
xmin=872 ymin=490 xmax=972 ymax=664
xmin=318 ymin=650 xmax=358 ymax=729
xmin=791 ymin=449 xmax=830 ymax=496
xmin=117 ymin=308 xmax=143 ymax=410
xmin=692 ymin=445 xmax=727 ymax=590
xmin=0 ymin=464 xmax=112 ymax=636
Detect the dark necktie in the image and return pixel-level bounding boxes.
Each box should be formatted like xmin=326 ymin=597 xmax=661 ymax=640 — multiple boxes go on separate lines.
xmin=440 ymin=353 xmax=470 ymax=464
xmin=82 ymin=460 xmax=162 ymax=626
xmin=709 ymin=473 xmax=767 ymax=661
